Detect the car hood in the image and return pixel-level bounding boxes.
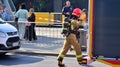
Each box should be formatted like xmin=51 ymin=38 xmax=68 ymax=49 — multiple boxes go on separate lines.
xmin=0 ymin=23 xmax=17 ymax=32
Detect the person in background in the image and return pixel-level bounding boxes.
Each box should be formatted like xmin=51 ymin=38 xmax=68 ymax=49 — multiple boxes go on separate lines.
xmin=80 ymin=8 xmax=88 ymax=39
xmin=25 ymin=8 xmax=37 ymax=41
xmin=2 ymin=8 xmax=12 ymax=21
xmin=14 ymin=4 xmax=21 ymax=30
xmin=80 ymin=8 xmax=88 ymax=29
xmin=80 ymin=8 xmax=89 ymax=54
xmin=15 ymin=4 xmax=21 ymax=22
xmin=62 ymin=1 xmax=73 ymax=18
xmin=15 ymin=3 xmax=28 ymax=40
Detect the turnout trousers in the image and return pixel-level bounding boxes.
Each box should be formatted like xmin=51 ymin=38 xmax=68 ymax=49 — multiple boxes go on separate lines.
xmin=58 ymin=33 xmax=82 ymax=61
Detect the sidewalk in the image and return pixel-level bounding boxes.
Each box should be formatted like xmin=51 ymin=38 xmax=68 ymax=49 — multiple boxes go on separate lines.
xmin=15 ymin=40 xmax=87 ymax=57
xmin=14 ymin=27 xmax=88 ymax=56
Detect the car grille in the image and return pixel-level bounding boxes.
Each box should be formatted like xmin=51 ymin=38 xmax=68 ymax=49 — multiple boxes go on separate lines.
xmin=6 ymin=37 xmax=20 ymax=47
xmin=7 ymin=31 xmax=17 ymax=36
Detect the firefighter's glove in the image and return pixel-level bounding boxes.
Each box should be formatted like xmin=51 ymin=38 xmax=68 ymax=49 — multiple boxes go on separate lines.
xmin=61 ymin=29 xmax=68 ymax=35
xmin=64 ymin=22 xmax=70 ymax=28
xmin=64 ymin=17 xmax=71 ymax=22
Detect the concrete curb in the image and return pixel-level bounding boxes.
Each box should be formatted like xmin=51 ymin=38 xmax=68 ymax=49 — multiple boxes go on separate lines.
xmin=14 ymin=49 xmax=87 ymax=57
xmin=15 ymin=51 xmax=76 ymax=57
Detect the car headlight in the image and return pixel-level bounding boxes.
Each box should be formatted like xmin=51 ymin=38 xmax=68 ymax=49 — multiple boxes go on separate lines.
xmin=0 ymin=31 xmax=6 ymax=38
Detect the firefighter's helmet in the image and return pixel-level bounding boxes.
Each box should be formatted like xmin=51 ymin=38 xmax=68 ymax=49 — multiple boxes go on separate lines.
xmin=72 ymin=8 xmax=82 ymax=17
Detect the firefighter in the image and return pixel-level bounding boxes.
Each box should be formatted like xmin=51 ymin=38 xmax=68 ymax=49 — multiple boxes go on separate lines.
xmin=58 ymin=8 xmax=83 ymax=66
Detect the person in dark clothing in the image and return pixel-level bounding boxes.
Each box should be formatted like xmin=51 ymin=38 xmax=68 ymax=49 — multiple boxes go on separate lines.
xmin=25 ymin=8 xmax=37 ymax=41
xmin=61 ymin=1 xmax=73 ymax=36
xmin=62 ymin=1 xmax=73 ymax=17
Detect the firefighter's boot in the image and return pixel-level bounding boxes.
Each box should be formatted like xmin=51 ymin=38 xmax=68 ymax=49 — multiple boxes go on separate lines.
xmin=76 ymin=54 xmax=83 ymax=65
xmin=58 ymin=57 xmax=65 ymax=67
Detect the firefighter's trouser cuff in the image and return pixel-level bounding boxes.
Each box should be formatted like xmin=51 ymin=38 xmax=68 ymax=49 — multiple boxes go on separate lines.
xmin=76 ymin=54 xmax=83 ymax=59
xmin=58 ymin=53 xmax=65 ymax=59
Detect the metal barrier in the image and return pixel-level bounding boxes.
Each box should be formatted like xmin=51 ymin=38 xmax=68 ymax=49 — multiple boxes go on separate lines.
xmin=7 ymin=21 xmax=87 ymax=50
xmin=34 ymin=12 xmax=64 ymax=26
xmin=8 ymin=22 xmax=64 ymax=50
xmin=79 ymin=29 xmax=87 ymax=48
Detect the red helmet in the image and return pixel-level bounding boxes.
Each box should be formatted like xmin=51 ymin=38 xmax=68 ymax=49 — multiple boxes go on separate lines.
xmin=72 ymin=8 xmax=82 ymax=17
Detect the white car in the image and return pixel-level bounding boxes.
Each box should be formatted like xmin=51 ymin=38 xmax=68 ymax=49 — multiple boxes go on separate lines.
xmin=0 ymin=18 xmax=20 ymax=55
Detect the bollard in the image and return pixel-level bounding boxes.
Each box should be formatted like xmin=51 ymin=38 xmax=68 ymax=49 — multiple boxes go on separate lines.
xmin=79 ymin=29 xmax=87 ymax=50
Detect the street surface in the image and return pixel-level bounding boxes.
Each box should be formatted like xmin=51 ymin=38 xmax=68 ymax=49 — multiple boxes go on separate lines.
xmin=21 ymin=27 xmax=86 ymax=54
xmin=0 ymin=53 xmax=111 ymax=67
xmin=0 ymin=27 xmax=111 ymax=67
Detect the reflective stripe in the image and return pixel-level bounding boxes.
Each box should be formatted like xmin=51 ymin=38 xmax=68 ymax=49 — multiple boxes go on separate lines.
xmin=60 ymin=54 xmax=65 ymax=58
xmin=71 ymin=24 xmax=74 ymax=30
xmin=64 ymin=40 xmax=66 ymax=45
xmin=59 ymin=53 xmax=65 ymax=58
xmin=76 ymin=54 xmax=83 ymax=59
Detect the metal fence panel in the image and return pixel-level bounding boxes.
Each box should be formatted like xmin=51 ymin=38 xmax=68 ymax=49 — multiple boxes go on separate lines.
xmin=79 ymin=29 xmax=87 ymax=48
xmin=8 ymin=22 xmax=87 ymax=51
